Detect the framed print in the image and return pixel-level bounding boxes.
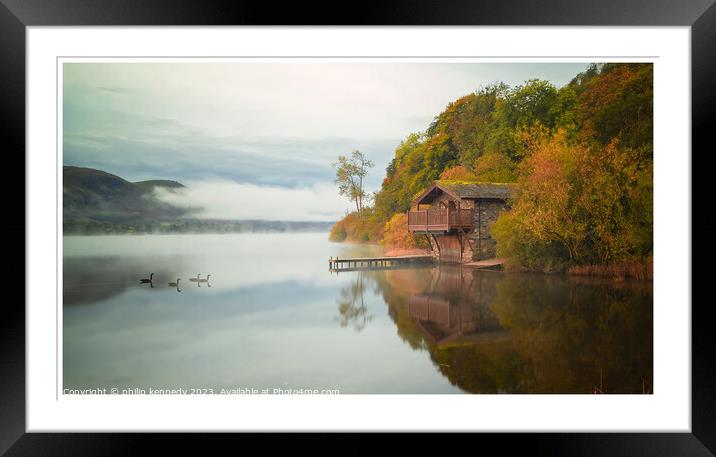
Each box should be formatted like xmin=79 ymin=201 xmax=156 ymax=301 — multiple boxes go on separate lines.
xmin=5 ymin=0 xmax=715 ymax=454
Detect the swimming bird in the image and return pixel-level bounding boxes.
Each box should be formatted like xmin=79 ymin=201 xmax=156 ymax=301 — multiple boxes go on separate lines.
xmin=140 ymin=273 xmax=154 ymax=284
xmin=188 ymin=274 xmax=201 ymax=282
xmin=168 ymin=278 xmax=181 ymax=292
xmin=198 ymin=274 xmax=211 ymax=287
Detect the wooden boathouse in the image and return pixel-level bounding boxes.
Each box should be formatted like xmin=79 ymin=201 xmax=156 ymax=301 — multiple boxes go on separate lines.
xmin=407 ymin=181 xmax=516 ymax=263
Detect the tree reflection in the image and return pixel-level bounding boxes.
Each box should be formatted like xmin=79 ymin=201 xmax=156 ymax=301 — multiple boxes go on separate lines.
xmin=336 ymin=271 xmax=374 ymax=331
xmin=375 ymin=267 xmax=653 ymax=394
xmin=489 ymin=274 xmax=653 ymax=394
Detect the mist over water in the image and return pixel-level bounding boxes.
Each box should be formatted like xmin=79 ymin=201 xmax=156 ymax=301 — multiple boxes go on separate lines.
xmin=63 ymin=233 xmax=652 ymax=394
xmin=152 ymin=181 xmax=347 ymax=221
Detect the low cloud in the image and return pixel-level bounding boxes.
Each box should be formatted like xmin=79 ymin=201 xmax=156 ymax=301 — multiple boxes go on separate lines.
xmin=154 ymin=180 xmax=350 ymax=222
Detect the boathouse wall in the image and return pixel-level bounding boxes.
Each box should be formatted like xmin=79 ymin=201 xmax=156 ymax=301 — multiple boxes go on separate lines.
xmin=424 ymin=197 xmax=508 ymax=261
xmin=471 ymin=199 xmax=508 ymax=261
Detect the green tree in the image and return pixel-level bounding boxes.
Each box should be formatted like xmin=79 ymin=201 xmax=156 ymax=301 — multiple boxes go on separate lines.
xmin=332 ymin=150 xmax=374 ymax=216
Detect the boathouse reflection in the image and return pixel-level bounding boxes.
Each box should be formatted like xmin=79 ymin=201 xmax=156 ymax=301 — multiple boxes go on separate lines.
xmin=407 ymin=267 xmax=505 ymax=346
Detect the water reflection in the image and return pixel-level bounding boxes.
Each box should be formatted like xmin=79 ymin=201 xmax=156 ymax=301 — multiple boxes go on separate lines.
xmin=63 ymin=234 xmax=652 ymax=394
xmin=335 ymin=271 xmax=373 ymax=331
xmin=63 ymin=257 xmax=213 ymax=304
xmin=407 ymin=268 xmax=504 ymax=346
xmin=63 ymin=257 xmax=148 ymax=305
xmin=371 ymin=267 xmax=653 ymax=394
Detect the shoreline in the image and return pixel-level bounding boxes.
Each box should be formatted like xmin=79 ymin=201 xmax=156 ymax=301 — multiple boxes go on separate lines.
xmin=378 ymin=244 xmax=652 ymax=281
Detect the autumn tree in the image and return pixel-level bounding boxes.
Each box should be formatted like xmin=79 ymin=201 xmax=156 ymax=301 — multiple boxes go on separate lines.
xmin=473 ymin=151 xmax=517 ymax=182
xmin=501 ymin=130 xmax=590 ymax=264
xmin=439 ymin=165 xmax=477 ymax=181
xmin=382 ymin=213 xmax=428 ymax=250
xmin=576 ymin=63 xmax=653 ymax=154
xmin=333 ymin=150 xmax=374 ymax=216
xmin=493 ymin=130 xmax=652 ymax=270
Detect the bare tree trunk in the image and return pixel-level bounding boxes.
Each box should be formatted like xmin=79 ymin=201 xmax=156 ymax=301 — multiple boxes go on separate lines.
xmin=358 ymin=173 xmax=364 ymax=213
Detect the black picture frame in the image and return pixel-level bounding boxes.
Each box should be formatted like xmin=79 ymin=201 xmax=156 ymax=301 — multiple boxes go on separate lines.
xmin=3 ymin=0 xmax=714 ymax=454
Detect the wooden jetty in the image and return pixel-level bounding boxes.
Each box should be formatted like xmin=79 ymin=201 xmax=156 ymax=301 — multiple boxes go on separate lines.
xmin=329 ymin=255 xmax=435 ymax=272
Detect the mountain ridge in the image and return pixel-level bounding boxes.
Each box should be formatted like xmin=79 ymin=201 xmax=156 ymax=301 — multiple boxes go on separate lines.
xmin=62 ymin=166 xmax=333 ymax=234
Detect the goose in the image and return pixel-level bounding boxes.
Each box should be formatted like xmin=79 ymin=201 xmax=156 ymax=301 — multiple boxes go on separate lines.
xmin=198 ymin=275 xmax=211 ymax=283
xmin=168 ymin=278 xmax=182 ymax=292
xmin=188 ymin=274 xmax=201 ymax=282
xmin=140 ymin=273 xmax=154 ymax=284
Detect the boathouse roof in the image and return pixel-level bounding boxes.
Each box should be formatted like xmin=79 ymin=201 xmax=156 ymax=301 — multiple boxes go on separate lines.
xmin=413 ymin=181 xmax=517 ymax=205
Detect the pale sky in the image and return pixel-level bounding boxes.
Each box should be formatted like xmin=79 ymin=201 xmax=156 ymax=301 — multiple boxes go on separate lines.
xmin=63 ymin=62 xmax=589 ymax=221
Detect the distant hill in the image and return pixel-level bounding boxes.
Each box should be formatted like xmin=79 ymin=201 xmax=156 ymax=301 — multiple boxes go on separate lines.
xmin=133 ymin=179 xmax=185 ymax=192
xmin=62 ymin=166 xmax=333 ymax=235
xmin=63 ymin=166 xmax=188 ymax=226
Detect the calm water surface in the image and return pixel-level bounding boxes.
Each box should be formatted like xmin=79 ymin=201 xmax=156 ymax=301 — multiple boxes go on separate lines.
xmin=63 ymin=233 xmax=653 ymax=394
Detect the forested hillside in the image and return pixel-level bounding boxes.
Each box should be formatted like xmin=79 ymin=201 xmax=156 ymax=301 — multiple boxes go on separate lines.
xmin=330 ymin=63 xmax=653 ymax=274
xmin=63 ymin=166 xmax=187 ymax=226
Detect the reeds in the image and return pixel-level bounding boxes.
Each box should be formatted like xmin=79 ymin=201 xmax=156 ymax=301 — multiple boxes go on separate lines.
xmin=568 ymin=260 xmax=653 ymax=281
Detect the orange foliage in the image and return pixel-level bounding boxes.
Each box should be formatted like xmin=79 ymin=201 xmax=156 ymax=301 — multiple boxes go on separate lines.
xmin=439 ymin=165 xmax=477 ymax=181
xmin=381 ymin=213 xmax=427 ymax=250
xmin=494 ymin=129 xmax=652 ymax=268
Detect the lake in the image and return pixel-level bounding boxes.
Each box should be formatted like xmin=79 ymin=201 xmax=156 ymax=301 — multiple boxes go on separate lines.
xmin=63 ymin=232 xmax=653 ymax=394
